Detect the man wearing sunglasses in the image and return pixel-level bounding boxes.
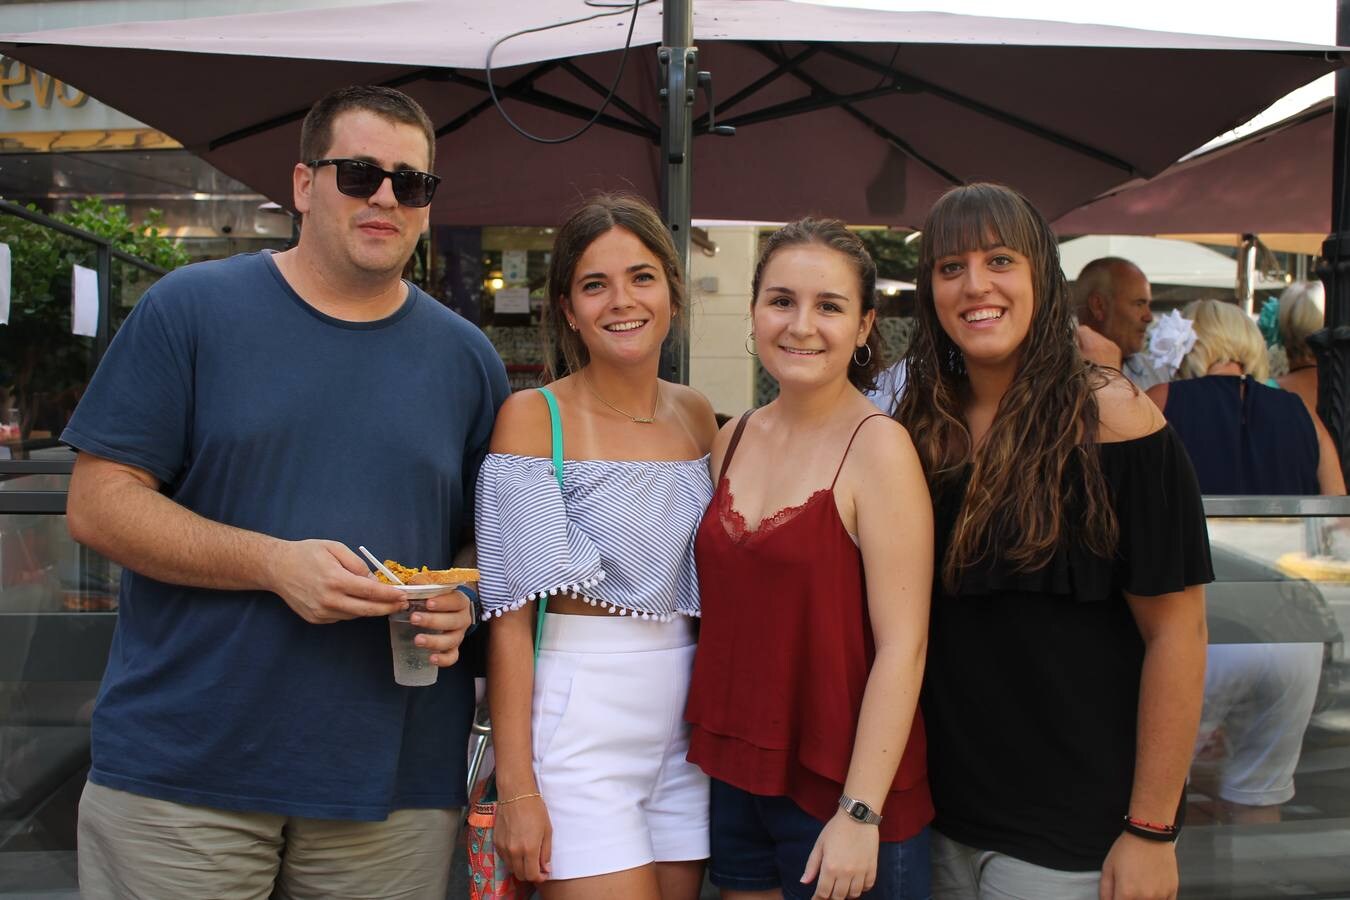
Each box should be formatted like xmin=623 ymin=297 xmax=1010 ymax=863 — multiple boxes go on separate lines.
xmin=62 ymin=85 xmax=509 ymax=899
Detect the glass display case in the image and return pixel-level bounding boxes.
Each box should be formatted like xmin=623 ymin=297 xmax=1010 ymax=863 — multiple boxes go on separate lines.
xmin=0 ymin=458 xmax=115 ymax=898
xmin=1182 ymin=496 xmax=1350 ymax=898
xmin=3 ymin=488 xmax=1350 ymax=897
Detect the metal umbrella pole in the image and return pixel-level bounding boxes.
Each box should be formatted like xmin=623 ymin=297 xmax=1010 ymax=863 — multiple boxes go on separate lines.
xmin=1315 ymin=0 xmax=1350 ymax=475
xmin=657 ymin=0 xmax=735 ymax=384
xmin=659 ymin=0 xmax=696 ymax=384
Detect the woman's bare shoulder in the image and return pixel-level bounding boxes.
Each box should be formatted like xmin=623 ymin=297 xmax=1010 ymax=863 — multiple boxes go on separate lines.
xmin=667 ymin=381 xmax=717 ymax=420
xmin=666 ymin=382 xmax=719 ymax=452
xmin=1095 ymin=371 xmax=1165 ymax=443
xmin=489 ymin=387 xmax=553 ymax=457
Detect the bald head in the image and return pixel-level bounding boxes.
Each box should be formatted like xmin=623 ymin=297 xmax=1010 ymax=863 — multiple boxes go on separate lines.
xmin=1075 ymin=257 xmax=1153 ymax=357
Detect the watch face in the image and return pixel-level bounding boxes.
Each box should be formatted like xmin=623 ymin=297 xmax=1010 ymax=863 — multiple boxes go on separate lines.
xmin=848 ymin=803 xmax=867 ymax=821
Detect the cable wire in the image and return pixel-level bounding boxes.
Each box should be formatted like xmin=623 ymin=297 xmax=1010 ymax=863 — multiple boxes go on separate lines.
xmin=484 ymin=0 xmax=654 ymax=145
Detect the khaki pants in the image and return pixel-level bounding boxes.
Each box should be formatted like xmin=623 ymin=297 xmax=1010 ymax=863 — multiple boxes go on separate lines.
xmin=78 ymin=781 xmax=459 ymax=900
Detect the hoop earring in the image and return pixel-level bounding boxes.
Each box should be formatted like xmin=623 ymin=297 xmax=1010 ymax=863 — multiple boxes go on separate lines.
xmin=852 ymin=344 xmax=872 ymax=367
xmin=745 ymin=331 xmax=758 ymax=357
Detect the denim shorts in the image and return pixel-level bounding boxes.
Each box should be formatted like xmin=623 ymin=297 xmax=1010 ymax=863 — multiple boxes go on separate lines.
xmin=708 ymin=778 xmax=931 ymax=900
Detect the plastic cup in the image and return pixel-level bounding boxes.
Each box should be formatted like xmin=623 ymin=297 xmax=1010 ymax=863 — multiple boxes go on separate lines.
xmin=389 ymin=599 xmax=438 ymax=686
xmin=385 ymin=581 xmax=476 ymax=686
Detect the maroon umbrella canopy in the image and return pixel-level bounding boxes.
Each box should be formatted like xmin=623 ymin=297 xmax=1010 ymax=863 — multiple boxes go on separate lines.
xmin=1054 ymin=98 xmax=1333 ymax=235
xmin=2 ymin=3 xmax=1341 ymax=226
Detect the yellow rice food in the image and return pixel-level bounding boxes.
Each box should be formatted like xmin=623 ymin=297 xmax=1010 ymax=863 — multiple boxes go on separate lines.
xmin=377 ymin=561 xmax=480 ymax=586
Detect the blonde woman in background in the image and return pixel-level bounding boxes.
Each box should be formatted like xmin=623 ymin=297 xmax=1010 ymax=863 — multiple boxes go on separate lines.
xmin=1275 ymin=281 xmax=1325 ymax=418
xmin=1148 ymin=297 xmax=1340 ymax=827
xmin=1146 ymin=298 xmax=1343 ymax=495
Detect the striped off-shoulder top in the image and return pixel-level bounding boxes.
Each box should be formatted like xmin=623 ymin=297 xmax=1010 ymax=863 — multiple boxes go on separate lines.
xmin=474 ymin=452 xmax=713 ymax=621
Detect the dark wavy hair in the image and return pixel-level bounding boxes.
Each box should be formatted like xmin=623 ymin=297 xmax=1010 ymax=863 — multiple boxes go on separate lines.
xmin=542 ymin=193 xmax=685 ymax=380
xmin=895 ymin=183 xmax=1116 ymax=591
xmin=751 ymin=218 xmax=883 ymax=392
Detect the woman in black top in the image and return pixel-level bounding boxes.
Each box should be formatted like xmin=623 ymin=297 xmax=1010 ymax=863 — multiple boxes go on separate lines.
xmin=895 ymin=183 xmax=1212 ymax=900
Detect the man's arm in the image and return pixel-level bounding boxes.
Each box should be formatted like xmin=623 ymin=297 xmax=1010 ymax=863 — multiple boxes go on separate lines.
xmin=67 ymin=452 xmax=406 ymax=624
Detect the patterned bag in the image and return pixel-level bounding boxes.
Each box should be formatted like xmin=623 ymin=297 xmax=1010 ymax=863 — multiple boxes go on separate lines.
xmin=466 ymin=387 xmax=565 ymax=900
xmin=465 ymin=782 xmax=533 ymax=900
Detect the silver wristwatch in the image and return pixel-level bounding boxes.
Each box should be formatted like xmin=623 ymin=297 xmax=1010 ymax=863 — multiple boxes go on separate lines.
xmin=838 ymin=793 xmax=883 ymax=826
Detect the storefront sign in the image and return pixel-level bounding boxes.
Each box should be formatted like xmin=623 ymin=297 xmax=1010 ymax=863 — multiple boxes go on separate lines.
xmin=0 ymin=57 xmax=144 ymax=134
xmin=0 ymin=58 xmax=87 ymax=110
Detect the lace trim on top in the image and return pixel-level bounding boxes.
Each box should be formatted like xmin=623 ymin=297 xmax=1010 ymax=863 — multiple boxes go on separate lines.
xmin=717 ymin=479 xmax=831 ymax=543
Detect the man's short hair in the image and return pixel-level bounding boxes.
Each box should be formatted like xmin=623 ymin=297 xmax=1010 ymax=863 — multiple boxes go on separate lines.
xmin=300 ymin=85 xmax=436 ymax=170
xmin=1073 ymin=256 xmax=1139 ymax=317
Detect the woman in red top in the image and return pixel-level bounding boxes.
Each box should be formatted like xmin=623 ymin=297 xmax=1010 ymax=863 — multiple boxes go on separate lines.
xmin=685 ymin=219 xmax=934 ymax=900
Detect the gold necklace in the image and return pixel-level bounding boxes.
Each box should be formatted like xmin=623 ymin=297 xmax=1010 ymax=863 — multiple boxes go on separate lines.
xmin=583 ymin=371 xmax=658 ymax=424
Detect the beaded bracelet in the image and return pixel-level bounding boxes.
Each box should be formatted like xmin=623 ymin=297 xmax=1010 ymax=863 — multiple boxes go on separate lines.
xmin=1121 ymin=815 xmax=1179 ymax=843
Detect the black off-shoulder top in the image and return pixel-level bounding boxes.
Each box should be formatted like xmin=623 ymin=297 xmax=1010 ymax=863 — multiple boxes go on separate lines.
xmin=922 ymin=425 xmax=1213 ymax=872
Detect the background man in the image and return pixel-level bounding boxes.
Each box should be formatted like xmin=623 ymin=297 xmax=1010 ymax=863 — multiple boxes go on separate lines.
xmin=1075 ymin=256 xmax=1162 ymax=388
xmin=63 ymin=85 xmax=509 ymax=899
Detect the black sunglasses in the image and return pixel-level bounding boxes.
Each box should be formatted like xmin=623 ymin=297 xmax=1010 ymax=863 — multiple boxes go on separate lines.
xmin=308 ymin=158 xmax=441 ymax=208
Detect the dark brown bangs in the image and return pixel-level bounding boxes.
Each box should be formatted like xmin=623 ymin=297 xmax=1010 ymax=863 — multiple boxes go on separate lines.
xmin=920 ymin=183 xmax=1039 ymax=271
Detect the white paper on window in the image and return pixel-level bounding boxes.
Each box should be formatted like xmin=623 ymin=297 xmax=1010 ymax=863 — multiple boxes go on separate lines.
xmin=0 ymin=243 xmax=10 ymax=325
xmin=72 ymin=263 xmax=99 ymax=337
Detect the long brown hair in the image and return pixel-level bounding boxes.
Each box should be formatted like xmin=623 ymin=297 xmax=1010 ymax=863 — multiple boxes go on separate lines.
xmin=895 ymin=183 xmax=1116 ymax=590
xmin=542 ymin=193 xmax=685 ymax=380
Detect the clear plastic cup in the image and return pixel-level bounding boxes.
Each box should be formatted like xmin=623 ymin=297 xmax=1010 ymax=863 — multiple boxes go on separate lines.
xmin=389 ymin=598 xmax=439 ymax=687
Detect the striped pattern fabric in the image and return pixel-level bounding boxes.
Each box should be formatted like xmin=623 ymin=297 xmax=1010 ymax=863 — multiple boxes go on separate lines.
xmin=475 ymin=452 xmax=713 ymax=621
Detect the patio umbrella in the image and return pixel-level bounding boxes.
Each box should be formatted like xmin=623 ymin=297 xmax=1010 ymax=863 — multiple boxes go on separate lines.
xmin=1 ymin=0 xmax=1342 ymax=230
xmin=1053 ymin=98 xmax=1333 ymax=236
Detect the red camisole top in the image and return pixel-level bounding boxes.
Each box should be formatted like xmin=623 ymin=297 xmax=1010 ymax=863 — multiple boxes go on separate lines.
xmin=685 ymin=411 xmax=933 ymax=841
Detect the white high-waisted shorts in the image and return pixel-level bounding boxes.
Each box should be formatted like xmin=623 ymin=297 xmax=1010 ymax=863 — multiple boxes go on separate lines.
xmin=532 ymin=612 xmax=709 ymax=880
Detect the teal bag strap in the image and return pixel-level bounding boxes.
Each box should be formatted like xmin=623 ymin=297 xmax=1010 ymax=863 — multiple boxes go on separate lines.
xmin=532 ymin=387 xmax=565 ymax=656
xmin=537 ymin=387 xmax=565 ymax=491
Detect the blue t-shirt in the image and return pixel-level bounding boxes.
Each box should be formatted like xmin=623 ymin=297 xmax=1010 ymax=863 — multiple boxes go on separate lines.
xmin=62 ymin=252 xmax=509 ymax=820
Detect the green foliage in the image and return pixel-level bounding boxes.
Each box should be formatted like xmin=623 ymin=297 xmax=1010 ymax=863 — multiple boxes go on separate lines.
xmin=57 ymin=197 xmax=189 ymax=271
xmin=856 ymin=228 xmax=919 ymax=283
xmin=0 ymin=197 xmax=187 ymax=436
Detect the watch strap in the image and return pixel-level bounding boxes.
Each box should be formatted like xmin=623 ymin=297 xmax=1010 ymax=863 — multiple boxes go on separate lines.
xmin=838 ymin=793 xmax=883 ymax=826
xmin=459 ymin=583 xmax=480 ymax=635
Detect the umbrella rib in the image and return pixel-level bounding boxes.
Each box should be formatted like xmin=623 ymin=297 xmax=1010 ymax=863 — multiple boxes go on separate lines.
xmin=560 ymin=60 xmax=660 ymax=136
xmin=718 ymin=83 xmax=902 ymax=129
xmin=839 ymin=105 xmax=963 ymax=186
xmin=741 ymin=43 xmax=961 ymax=186
xmin=206 ymin=66 xmax=450 ymax=152
xmin=819 ymin=44 xmax=1138 ymax=176
xmin=434 ymin=60 xmax=563 ymax=138
xmin=442 ymin=70 xmax=657 ymax=141
xmin=692 ymin=43 xmax=820 ymax=131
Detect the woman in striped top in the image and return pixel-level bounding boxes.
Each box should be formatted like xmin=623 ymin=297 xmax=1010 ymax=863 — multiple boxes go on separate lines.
xmin=478 ymin=194 xmax=718 ymax=900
